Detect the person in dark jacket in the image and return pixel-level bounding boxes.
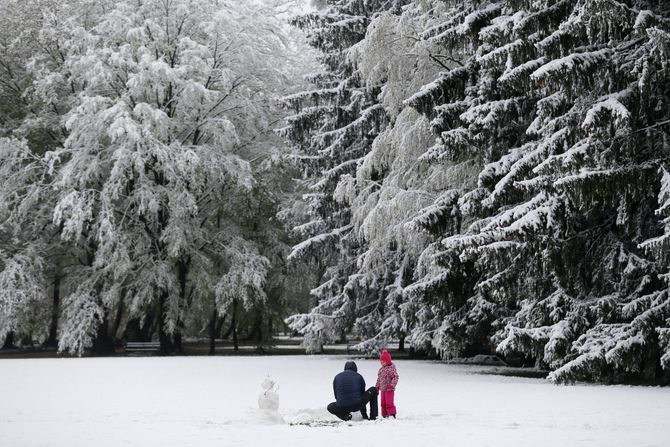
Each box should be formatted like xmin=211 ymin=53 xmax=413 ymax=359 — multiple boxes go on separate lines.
xmin=327 ymin=361 xmax=378 ymax=421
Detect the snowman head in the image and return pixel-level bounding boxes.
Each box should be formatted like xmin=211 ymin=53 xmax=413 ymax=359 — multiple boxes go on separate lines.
xmin=261 ymin=375 xmax=276 ymax=391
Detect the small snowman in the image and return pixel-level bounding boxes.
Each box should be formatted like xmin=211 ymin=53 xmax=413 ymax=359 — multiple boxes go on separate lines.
xmin=258 ymin=375 xmax=279 ymax=411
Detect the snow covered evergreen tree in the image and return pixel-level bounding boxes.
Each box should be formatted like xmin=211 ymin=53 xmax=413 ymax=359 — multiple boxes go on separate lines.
xmin=281 ymin=0 xmax=413 ymax=352
xmin=287 ymin=0 xmax=670 ymax=383
xmin=398 ymin=0 xmax=670 ymax=383
xmin=334 ymin=0 xmax=480 ymax=353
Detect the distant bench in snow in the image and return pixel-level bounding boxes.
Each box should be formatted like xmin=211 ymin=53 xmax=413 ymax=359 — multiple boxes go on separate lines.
xmin=125 ymin=342 xmax=161 ymax=355
xmin=446 ymin=355 xmax=508 ymax=366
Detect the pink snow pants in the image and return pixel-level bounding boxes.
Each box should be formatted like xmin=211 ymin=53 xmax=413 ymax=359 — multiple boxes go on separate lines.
xmin=380 ymin=390 xmax=396 ymax=417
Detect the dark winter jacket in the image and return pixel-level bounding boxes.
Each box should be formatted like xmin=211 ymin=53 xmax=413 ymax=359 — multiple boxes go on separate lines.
xmin=333 ymin=361 xmax=366 ymax=407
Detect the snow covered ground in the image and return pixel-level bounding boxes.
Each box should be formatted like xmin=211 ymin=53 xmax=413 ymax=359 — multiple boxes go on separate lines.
xmin=1 ymin=355 xmax=668 ymax=447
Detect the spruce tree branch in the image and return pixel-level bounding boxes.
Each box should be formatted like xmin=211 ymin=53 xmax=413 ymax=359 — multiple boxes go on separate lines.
xmin=430 ymin=53 xmax=465 ymax=68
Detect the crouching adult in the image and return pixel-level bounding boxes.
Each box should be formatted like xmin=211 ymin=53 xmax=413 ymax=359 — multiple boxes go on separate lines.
xmin=327 ymin=361 xmax=378 ymax=421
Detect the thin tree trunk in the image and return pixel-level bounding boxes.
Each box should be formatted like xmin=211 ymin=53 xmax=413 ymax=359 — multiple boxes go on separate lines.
xmin=140 ymin=314 xmax=154 ymax=342
xmin=232 ymin=299 xmax=239 ymax=352
xmin=221 ymin=317 xmax=234 ymax=339
xmin=112 ymin=298 xmax=127 ymax=351
xmin=45 ymin=274 xmax=61 ymax=347
xmin=173 ymin=332 xmax=182 ymax=354
xmin=174 ymin=258 xmax=190 ymax=354
xmin=158 ymin=292 xmax=174 ymax=355
xmin=215 ymin=315 xmax=226 ymax=337
xmin=399 ymin=335 xmax=405 ymax=352
xmin=207 ymin=312 xmax=228 ymax=356
xmin=208 ymin=309 xmax=217 ymax=356
xmin=92 ymin=314 xmax=115 ymax=355
xmin=251 ymin=312 xmax=263 ymax=343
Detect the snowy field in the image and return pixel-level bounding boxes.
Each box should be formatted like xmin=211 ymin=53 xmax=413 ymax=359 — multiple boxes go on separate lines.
xmin=1 ymin=356 xmax=669 ymax=447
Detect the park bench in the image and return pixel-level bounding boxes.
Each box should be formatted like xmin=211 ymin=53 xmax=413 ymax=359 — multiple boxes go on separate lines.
xmin=125 ymin=341 xmax=161 ymax=355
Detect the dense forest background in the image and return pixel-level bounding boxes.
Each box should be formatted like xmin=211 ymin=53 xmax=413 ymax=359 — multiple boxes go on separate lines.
xmin=1 ymin=0 xmax=670 ymax=384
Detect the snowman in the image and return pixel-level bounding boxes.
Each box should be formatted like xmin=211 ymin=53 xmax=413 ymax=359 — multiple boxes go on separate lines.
xmin=258 ymin=375 xmax=280 ymax=411
xmin=258 ymin=375 xmax=284 ymax=423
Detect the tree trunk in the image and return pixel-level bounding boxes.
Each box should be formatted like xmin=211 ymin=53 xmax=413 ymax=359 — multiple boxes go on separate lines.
xmin=174 ymin=258 xmax=190 ymax=354
xmin=173 ymin=332 xmax=182 ymax=354
xmin=140 ymin=314 xmax=154 ymax=342
xmin=221 ymin=318 xmax=234 ymax=339
xmin=398 ymin=335 xmax=405 ymax=352
xmin=158 ymin=292 xmax=175 ymax=355
xmin=208 ymin=309 xmax=217 ymax=356
xmin=45 ymin=274 xmax=61 ymax=347
xmin=251 ymin=312 xmax=263 ymax=343
xmin=215 ymin=315 xmax=226 ymax=337
xmin=112 ymin=298 xmax=128 ymax=349
xmin=232 ymin=299 xmax=239 ymax=352
xmin=92 ymin=314 xmax=115 ymax=355
xmin=2 ymin=332 xmax=15 ymax=350
xmin=207 ymin=312 xmax=228 ymax=356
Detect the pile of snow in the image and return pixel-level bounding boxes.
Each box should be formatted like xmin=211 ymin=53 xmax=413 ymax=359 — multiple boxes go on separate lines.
xmin=1 ymin=355 xmax=669 ymax=447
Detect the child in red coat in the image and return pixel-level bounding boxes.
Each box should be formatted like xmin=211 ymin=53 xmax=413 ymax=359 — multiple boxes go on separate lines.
xmin=375 ymin=349 xmax=399 ymax=418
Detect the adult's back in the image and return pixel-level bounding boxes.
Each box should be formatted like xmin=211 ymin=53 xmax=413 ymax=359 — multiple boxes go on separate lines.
xmin=333 ymin=361 xmax=365 ymax=407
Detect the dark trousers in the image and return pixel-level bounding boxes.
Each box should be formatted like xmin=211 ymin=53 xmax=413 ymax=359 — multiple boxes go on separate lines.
xmin=327 ymin=387 xmax=378 ymax=421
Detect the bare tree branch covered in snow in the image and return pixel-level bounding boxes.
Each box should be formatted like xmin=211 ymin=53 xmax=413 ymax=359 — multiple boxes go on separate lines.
xmin=0 ymin=0 xmax=315 ymax=354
